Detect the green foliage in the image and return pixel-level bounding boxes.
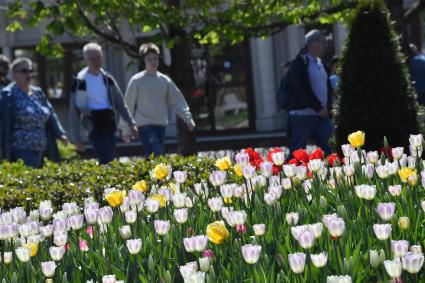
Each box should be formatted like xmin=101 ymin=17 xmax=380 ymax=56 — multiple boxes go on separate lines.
xmin=4 ymin=0 xmax=358 ymax=57
xmin=334 ymin=0 xmax=418 ymax=151
xmin=57 ymin=140 xmax=78 ymax=161
xmin=0 ymin=155 xmax=226 ymax=211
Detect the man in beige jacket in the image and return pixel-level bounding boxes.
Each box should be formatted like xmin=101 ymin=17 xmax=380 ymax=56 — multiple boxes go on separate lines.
xmin=120 ymin=43 xmax=196 ymax=157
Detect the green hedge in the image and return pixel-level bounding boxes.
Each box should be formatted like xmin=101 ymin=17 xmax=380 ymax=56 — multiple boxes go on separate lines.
xmin=0 ymin=155 xmax=218 ymax=211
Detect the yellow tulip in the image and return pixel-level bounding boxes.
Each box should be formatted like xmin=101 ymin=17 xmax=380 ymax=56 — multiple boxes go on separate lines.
xmin=153 ymin=164 xmax=168 ymax=180
xmin=398 ymin=167 xmax=417 ymax=183
xmin=132 ymin=180 xmax=149 ymax=192
xmin=24 ymin=242 xmax=38 ymax=257
xmin=169 ymin=183 xmax=177 ymax=194
xmin=150 ymin=194 xmax=166 ymax=208
xmin=215 ymin=157 xmax=232 ymax=171
xmin=398 ymin=216 xmax=410 ymax=231
xmin=206 ymin=221 xmax=229 ymax=245
xmin=105 ymin=190 xmax=126 ymax=207
xmin=348 ymin=131 xmax=365 ymax=148
xmin=233 ymin=164 xmax=243 ymax=177
xmin=223 ymin=197 xmax=233 ymax=204
xmin=408 ymin=175 xmax=418 ymax=186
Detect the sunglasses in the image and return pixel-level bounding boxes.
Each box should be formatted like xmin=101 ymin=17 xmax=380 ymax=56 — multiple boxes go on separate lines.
xmin=15 ymin=69 xmax=34 ymax=74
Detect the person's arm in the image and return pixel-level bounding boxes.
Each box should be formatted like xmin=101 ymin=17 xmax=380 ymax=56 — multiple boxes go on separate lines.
xmin=166 ymin=79 xmax=196 ymax=130
xmin=109 ymin=76 xmax=136 ymax=127
xmin=38 ymin=90 xmax=67 ymax=138
xmin=118 ymin=77 xmax=139 ymax=137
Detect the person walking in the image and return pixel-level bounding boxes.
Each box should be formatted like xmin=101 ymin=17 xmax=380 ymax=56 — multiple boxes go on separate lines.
xmin=120 ymin=43 xmax=196 ymax=157
xmin=408 ymin=43 xmax=425 ymax=105
xmin=0 ymin=58 xmax=68 ymax=167
xmin=69 ymin=43 xmax=137 ymax=164
xmin=285 ymin=29 xmax=334 ymax=155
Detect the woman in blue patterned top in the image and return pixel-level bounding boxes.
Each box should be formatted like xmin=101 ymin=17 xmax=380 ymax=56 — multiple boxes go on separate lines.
xmin=0 ymin=58 xmax=68 ymax=168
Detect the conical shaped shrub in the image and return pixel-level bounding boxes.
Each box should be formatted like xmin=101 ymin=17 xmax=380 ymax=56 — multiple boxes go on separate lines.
xmin=334 ymin=1 xmax=418 ymax=151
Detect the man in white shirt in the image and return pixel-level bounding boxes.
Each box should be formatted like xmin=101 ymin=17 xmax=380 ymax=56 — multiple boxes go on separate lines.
xmin=69 ymin=43 xmax=137 ymax=164
xmin=120 ymin=43 xmax=196 ymax=157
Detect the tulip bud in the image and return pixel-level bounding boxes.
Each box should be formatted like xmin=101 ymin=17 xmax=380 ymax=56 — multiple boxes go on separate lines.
xmin=337 ymin=205 xmax=347 ymax=219
xmin=384 ymin=258 xmax=402 ymax=279
xmin=202 ymin=249 xmax=214 ymax=259
xmin=119 ymin=226 xmax=132 ymax=240
xmin=379 ymin=249 xmax=386 ymax=264
xmin=282 ymin=178 xmax=292 ymax=190
xmin=172 ymin=193 xmax=187 ymax=208
xmin=126 ymin=239 xmax=142 ymax=254
xmin=41 ymin=261 xmax=57 ymax=278
xmin=148 ymin=255 xmax=155 ymax=272
xmin=410 ymin=245 xmax=422 ymax=253
xmin=253 ymin=224 xmax=266 ymax=236
xmin=4 ymin=252 xmax=12 ymax=264
xmin=102 ymin=275 xmax=117 ymax=283
xmin=154 ymin=220 xmax=170 ymax=236
xmin=370 ymin=250 xmax=380 ymax=268
xmin=343 ymin=256 xmax=353 ymax=274
xmin=398 ymin=217 xmax=410 ymax=231
xmin=408 ymin=175 xmax=418 ymax=186
xmin=173 ymin=208 xmax=188 ymax=224
xmin=185 ymin=197 xmax=193 ymax=208
xmin=392 ymin=240 xmax=409 ymax=258
xmin=402 ymin=252 xmax=424 ymax=274
xmin=328 ymin=178 xmax=336 ymax=190
xmin=125 ymin=210 xmax=137 ymax=224
xmin=199 ymin=257 xmax=210 ymax=272
xmin=320 ymin=196 xmax=327 ymax=209
xmin=286 ymin=212 xmax=299 ymax=226
xmin=288 ymin=253 xmax=306 ymax=274
xmin=373 ymin=224 xmax=392 ymax=240
xmin=241 ymin=244 xmax=262 ymax=264
xmin=49 ymin=246 xmax=65 ymax=261
xmin=311 ymin=252 xmax=327 ymax=268
xmin=236 ymin=224 xmax=246 ymax=234
xmin=15 ymin=247 xmax=30 ymax=262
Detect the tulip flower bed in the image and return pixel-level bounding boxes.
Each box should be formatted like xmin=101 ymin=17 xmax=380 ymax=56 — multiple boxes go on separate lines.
xmin=0 ymin=132 xmax=424 ymax=282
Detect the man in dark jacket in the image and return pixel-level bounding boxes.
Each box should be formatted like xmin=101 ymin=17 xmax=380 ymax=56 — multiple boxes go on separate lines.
xmin=285 ymin=29 xmax=333 ymax=155
xmin=288 ymin=30 xmax=333 ymax=154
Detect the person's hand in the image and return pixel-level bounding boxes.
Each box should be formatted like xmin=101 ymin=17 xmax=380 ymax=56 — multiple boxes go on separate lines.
xmin=130 ymin=126 xmax=139 ymax=139
xmin=187 ymin=119 xmax=196 ymax=131
xmin=59 ymin=135 xmax=69 ymax=146
xmin=318 ymin=108 xmax=328 ymax=118
xmin=75 ymin=142 xmax=85 ymax=152
xmin=122 ymin=133 xmax=131 ymax=143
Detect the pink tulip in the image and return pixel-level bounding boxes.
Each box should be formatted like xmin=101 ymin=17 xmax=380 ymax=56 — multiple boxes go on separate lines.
xmin=79 ymin=240 xmax=89 ymax=252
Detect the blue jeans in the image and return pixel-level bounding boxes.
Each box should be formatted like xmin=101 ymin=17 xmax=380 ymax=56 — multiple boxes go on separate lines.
xmin=290 ymin=115 xmax=333 ymax=156
xmin=89 ymin=134 xmax=116 ymax=164
xmin=12 ymin=148 xmax=43 ymax=168
xmin=139 ymin=125 xmax=166 ymax=158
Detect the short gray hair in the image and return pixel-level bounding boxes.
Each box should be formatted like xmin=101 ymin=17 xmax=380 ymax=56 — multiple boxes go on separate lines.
xmin=83 ymin=42 xmax=102 ymax=58
xmin=305 ymin=29 xmax=324 ymax=47
xmin=10 ymin=57 xmax=32 ymax=73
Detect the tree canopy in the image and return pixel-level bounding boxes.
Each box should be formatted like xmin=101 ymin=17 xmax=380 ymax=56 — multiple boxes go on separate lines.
xmin=4 ymin=0 xmax=362 ymax=57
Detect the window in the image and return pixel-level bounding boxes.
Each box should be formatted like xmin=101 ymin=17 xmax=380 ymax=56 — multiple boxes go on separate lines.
xmin=189 ymin=41 xmax=254 ymax=133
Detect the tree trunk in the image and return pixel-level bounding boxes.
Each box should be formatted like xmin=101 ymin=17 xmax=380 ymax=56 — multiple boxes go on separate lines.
xmin=168 ymin=30 xmax=197 ymax=156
